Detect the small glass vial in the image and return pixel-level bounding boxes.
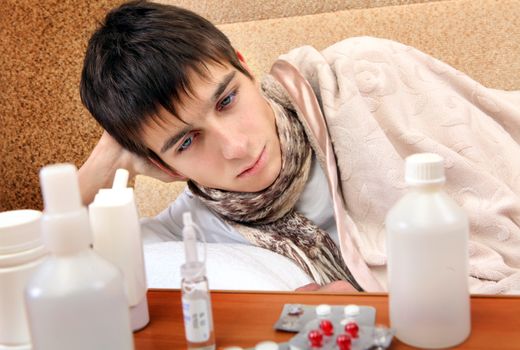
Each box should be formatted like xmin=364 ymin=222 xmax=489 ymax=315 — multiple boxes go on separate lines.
xmin=181 ymin=213 xmax=215 ymax=350
xmin=181 ymin=269 xmax=215 ymax=350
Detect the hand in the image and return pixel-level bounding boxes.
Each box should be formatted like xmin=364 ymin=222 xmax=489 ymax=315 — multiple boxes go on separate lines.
xmin=295 ymin=280 xmax=357 ymax=292
xmin=78 ymin=131 xmax=184 ymax=204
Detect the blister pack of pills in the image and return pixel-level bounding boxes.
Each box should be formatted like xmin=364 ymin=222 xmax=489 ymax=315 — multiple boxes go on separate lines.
xmin=287 ymin=321 xmax=394 ymax=350
xmin=274 ymin=304 xmax=394 ymax=350
xmin=274 ymin=304 xmax=375 ymax=333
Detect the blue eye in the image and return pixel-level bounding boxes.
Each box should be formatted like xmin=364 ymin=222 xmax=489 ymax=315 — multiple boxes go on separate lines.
xmin=218 ymin=91 xmax=236 ymax=110
xmin=178 ymin=135 xmax=193 ymax=152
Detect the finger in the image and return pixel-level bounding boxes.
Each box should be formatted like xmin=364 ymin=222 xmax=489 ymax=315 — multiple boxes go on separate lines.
xmin=318 ymin=281 xmax=357 ymax=292
xmin=295 ymin=283 xmax=320 ymax=292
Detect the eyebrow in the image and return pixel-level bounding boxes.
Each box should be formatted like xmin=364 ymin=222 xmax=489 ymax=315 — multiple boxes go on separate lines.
xmin=211 ymin=71 xmax=236 ymax=102
xmin=159 ymin=71 xmax=237 ymax=154
xmin=160 ymin=126 xmax=191 ymax=154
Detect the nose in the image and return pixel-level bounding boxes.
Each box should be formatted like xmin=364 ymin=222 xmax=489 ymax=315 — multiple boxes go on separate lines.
xmin=216 ymin=126 xmax=248 ymax=160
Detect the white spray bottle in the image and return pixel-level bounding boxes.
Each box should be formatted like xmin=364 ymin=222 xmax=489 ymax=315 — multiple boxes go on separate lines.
xmin=89 ymin=168 xmax=150 ymax=331
xmin=24 ymin=163 xmax=134 ymax=350
xmin=181 ymin=212 xmax=215 ymax=350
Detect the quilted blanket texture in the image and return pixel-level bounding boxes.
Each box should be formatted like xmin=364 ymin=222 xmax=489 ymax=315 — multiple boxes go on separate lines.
xmin=279 ymin=37 xmax=520 ymax=294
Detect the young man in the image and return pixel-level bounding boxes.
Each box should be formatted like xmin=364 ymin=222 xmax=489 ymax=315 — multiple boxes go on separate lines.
xmin=79 ymin=1 xmax=520 ymax=293
xmin=79 ymin=0 xmax=356 ymax=292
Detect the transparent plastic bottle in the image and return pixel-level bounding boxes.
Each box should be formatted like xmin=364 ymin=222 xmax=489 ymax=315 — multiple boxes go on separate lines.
xmin=385 ymin=153 xmax=470 ymax=348
xmin=181 ymin=212 xmax=215 ymax=350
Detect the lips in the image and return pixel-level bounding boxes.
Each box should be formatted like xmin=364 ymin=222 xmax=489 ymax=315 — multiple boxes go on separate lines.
xmin=237 ymin=147 xmax=267 ymax=178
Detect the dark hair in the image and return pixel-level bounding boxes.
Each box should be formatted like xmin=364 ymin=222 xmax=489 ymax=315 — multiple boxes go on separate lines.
xmin=80 ymin=0 xmax=252 ymax=159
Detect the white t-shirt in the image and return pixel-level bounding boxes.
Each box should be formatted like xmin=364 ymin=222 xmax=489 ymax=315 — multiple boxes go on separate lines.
xmin=141 ymin=156 xmax=338 ymax=247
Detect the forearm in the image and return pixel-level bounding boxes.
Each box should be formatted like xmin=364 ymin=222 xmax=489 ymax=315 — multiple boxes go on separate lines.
xmin=78 ymin=131 xmax=179 ymax=205
xmin=78 ymin=151 xmax=122 ymax=205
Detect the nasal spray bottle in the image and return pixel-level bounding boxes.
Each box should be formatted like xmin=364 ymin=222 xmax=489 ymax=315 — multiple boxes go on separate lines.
xmin=24 ymin=163 xmax=134 ymax=350
xmin=89 ymin=168 xmax=150 ymax=331
xmin=386 ymin=153 xmax=470 ymax=348
xmin=181 ymin=212 xmax=215 ymax=350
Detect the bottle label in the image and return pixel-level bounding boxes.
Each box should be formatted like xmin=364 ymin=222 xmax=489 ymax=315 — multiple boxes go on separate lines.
xmin=182 ymin=297 xmax=210 ymax=342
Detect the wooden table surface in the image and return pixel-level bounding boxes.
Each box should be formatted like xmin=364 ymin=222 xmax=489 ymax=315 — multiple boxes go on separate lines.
xmin=134 ymin=289 xmax=520 ymax=349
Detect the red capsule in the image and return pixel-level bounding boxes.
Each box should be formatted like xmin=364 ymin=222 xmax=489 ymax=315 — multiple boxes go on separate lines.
xmin=319 ymin=319 xmax=334 ymax=336
xmin=344 ymin=322 xmax=359 ymax=338
xmin=308 ymin=329 xmax=323 ymax=348
xmin=336 ymin=333 xmax=352 ymax=350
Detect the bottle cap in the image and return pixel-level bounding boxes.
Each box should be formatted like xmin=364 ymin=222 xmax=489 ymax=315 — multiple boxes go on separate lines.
xmin=0 ymin=210 xmax=42 ymax=254
xmin=405 ymin=153 xmax=446 ymax=185
xmin=39 ymin=164 xmax=91 ymax=254
xmin=316 ymin=304 xmax=332 ymax=317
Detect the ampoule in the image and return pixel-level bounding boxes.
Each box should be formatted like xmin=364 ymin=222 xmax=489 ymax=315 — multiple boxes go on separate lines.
xmin=181 ymin=212 xmax=215 ymax=350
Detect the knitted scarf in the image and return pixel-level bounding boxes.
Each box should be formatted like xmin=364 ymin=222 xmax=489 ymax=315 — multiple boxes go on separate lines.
xmin=188 ymin=100 xmax=361 ymax=290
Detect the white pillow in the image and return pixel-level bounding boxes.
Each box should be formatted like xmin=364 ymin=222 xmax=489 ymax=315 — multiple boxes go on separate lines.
xmin=143 ymin=241 xmax=312 ymax=291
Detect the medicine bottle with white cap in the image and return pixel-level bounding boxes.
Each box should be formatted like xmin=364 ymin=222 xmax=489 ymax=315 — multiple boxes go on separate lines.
xmin=0 ymin=209 xmax=46 ymax=349
xmin=24 ymin=164 xmax=134 ymax=350
xmin=89 ymin=168 xmax=149 ymax=331
xmin=386 ymin=153 xmax=470 ymax=348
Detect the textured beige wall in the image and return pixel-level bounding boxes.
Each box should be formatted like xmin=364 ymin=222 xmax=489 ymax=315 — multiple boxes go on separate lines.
xmin=221 ymin=0 xmax=520 ymax=89
xmin=157 ymin=0 xmax=440 ymax=24
xmin=1 ymin=0 xmax=519 ymax=216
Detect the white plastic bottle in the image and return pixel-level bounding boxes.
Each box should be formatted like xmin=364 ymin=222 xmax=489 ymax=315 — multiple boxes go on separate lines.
xmin=0 ymin=209 xmax=46 ymax=349
xmin=181 ymin=212 xmax=215 ymax=350
xmin=385 ymin=153 xmax=471 ymax=348
xmin=24 ymin=163 xmax=134 ymax=350
xmin=89 ymin=168 xmax=149 ymax=331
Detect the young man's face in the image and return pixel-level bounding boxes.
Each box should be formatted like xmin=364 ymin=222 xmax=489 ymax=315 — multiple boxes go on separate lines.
xmin=141 ymin=62 xmax=282 ymax=192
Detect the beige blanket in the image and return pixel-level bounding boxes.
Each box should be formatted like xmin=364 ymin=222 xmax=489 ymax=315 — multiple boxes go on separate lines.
xmin=277 ymin=36 xmax=520 ymax=294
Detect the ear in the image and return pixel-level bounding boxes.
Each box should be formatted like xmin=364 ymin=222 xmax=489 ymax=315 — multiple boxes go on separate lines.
xmin=236 ymin=49 xmax=254 ymax=77
xmin=236 ymin=50 xmax=246 ymax=63
xmin=147 ymin=156 xmax=188 ymax=182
